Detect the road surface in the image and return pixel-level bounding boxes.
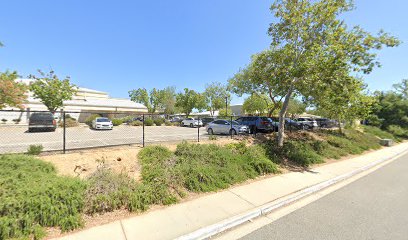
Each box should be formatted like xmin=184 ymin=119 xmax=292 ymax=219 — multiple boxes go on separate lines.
xmin=240 ymin=152 xmax=408 ymax=240
xmin=0 ymin=125 xmax=209 ymax=153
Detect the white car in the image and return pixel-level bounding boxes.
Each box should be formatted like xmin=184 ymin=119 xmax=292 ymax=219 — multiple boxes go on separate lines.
xmin=181 ymin=117 xmax=203 ymax=128
xmin=92 ymin=117 xmax=113 ymax=130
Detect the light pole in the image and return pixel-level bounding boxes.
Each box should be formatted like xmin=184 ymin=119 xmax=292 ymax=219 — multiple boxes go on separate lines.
xmin=225 ymin=96 xmax=228 ymax=116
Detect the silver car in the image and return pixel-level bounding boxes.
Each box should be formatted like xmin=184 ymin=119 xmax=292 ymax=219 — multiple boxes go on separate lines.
xmin=206 ymin=120 xmax=249 ymax=135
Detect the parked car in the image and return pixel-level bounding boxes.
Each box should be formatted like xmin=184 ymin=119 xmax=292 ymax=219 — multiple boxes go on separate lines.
xmin=28 ymin=112 xmax=57 ymax=132
xmin=181 ymin=117 xmax=203 ymax=127
xmin=125 ymin=117 xmax=143 ymax=124
xmin=285 ymin=118 xmax=303 ymax=130
xmin=206 ymin=120 xmax=249 ymax=135
xmin=170 ymin=117 xmax=183 ymax=123
xmin=267 ymin=117 xmax=279 ymax=131
xmin=234 ymin=116 xmax=274 ymax=133
xmin=92 ymin=117 xmax=113 ymax=130
xmin=292 ymin=117 xmax=318 ymax=130
xmin=201 ymin=117 xmax=216 ymax=126
xmin=315 ymin=118 xmax=338 ymax=128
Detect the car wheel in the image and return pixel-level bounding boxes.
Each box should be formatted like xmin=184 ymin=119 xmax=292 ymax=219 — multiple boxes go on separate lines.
xmin=208 ymin=128 xmax=214 ymax=135
xmin=229 ymin=129 xmax=237 ymax=135
xmin=190 ymin=123 xmax=194 ymax=128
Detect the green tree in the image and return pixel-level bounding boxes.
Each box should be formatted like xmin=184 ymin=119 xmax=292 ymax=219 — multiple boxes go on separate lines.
xmin=233 ymin=0 xmax=399 ymax=146
xmin=204 ymin=82 xmax=230 ymax=116
xmin=287 ymin=97 xmax=307 ymax=117
xmin=0 ymin=71 xmax=28 ymax=109
xmin=393 ymin=79 xmax=408 ymax=99
xmin=242 ymin=93 xmax=272 ymax=115
xmin=175 ymin=88 xmax=206 ymax=117
xmin=129 ymin=87 xmax=177 ymax=114
xmin=29 ymin=70 xmax=77 ymax=113
xmin=369 ymin=90 xmax=408 ymax=129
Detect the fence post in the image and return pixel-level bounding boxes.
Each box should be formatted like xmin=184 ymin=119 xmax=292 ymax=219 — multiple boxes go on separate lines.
xmin=230 ymin=116 xmax=233 ymax=139
xmin=198 ymin=116 xmax=200 ymax=143
xmin=142 ymin=114 xmax=145 ymax=147
xmin=63 ymin=111 xmax=66 ymax=154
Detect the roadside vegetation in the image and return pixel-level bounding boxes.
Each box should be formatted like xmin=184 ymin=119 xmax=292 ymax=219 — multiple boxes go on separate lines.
xmin=1 ymin=124 xmax=405 ymax=239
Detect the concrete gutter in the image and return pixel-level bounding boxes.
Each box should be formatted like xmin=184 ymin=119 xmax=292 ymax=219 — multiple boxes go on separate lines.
xmin=176 ymin=147 xmax=408 ymax=240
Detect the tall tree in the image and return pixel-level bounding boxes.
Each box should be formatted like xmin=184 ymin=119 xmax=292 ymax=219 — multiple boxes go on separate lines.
xmin=233 ymin=0 xmax=399 ymax=146
xmin=29 ymin=70 xmax=77 ymax=113
xmin=203 ymin=82 xmax=230 ymax=116
xmin=129 ymin=87 xmax=177 ymax=114
xmin=242 ymin=93 xmax=272 ymax=115
xmin=393 ymin=79 xmax=408 ymax=99
xmin=287 ymin=97 xmax=307 ymax=117
xmin=175 ymin=88 xmax=206 ymax=117
xmin=0 ymin=71 xmax=28 ymax=109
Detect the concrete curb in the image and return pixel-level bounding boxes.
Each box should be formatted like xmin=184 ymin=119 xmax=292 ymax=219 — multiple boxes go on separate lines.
xmin=176 ymin=147 xmax=408 ymax=240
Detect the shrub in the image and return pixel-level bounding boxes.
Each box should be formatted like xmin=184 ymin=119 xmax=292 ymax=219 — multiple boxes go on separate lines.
xmin=164 ymin=120 xmax=172 ymax=126
xmin=85 ymin=168 xmax=135 ymax=215
xmin=59 ymin=118 xmax=79 ymax=128
xmin=12 ymin=118 xmax=21 ymax=124
xmin=0 ymin=155 xmax=86 ymax=239
xmin=209 ymin=135 xmax=217 ymax=140
xmin=144 ymin=118 xmax=154 ymax=126
xmin=283 ymin=141 xmax=324 ymax=166
xmin=111 ymin=119 xmax=123 ymax=126
xmin=387 ymin=125 xmax=408 ymax=138
xmin=85 ymin=114 xmax=101 ymax=126
xmin=154 ymin=118 xmax=164 ymax=126
xmin=130 ymin=120 xmax=143 ymax=126
xmin=363 ymin=125 xmax=395 ymax=140
xmin=1 ymin=119 xmax=6 ymax=123
xmin=27 ymin=144 xmax=44 ymax=155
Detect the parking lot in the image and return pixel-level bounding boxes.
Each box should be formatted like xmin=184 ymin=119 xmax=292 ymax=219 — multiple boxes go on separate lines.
xmin=0 ymin=125 xmax=210 ymax=154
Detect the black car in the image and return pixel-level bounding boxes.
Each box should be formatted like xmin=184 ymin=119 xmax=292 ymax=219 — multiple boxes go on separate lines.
xmin=315 ymin=118 xmax=338 ymax=128
xmin=201 ymin=117 xmax=216 ymax=126
xmin=28 ymin=112 xmax=57 ymax=132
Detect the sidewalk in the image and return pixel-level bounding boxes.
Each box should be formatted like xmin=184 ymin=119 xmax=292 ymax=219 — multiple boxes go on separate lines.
xmin=55 ymin=142 xmax=408 ymax=240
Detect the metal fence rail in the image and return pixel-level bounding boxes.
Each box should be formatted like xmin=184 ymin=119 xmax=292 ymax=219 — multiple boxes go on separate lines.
xmin=0 ymin=110 xmax=336 ymax=154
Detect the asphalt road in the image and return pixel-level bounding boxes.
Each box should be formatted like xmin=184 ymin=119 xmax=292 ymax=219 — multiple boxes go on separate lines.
xmin=240 ymin=152 xmax=408 ymax=240
xmin=0 ymin=125 xmax=209 ymax=153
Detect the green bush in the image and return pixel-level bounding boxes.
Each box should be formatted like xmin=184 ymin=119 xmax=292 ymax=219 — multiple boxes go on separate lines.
xmin=363 ymin=125 xmax=396 ymax=140
xmin=164 ymin=120 xmax=172 ymax=126
xmin=387 ymin=125 xmax=408 ymax=138
xmin=85 ymin=114 xmax=101 ymax=126
xmin=59 ymin=118 xmax=79 ymax=128
xmin=130 ymin=120 xmax=143 ymax=126
xmin=27 ymin=144 xmax=44 ymax=155
xmin=153 ymin=118 xmax=165 ymax=126
xmin=0 ymin=155 xmax=86 ymax=239
xmin=144 ymin=118 xmax=154 ymax=126
xmin=111 ymin=119 xmax=123 ymax=126
xmin=85 ymin=168 xmax=135 ymax=215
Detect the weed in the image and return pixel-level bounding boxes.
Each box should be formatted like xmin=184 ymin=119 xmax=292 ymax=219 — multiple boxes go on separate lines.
xmin=27 ymin=144 xmax=43 ymax=155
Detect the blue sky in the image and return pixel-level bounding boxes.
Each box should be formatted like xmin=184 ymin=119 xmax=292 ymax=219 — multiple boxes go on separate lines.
xmin=0 ymin=0 xmax=406 ymax=104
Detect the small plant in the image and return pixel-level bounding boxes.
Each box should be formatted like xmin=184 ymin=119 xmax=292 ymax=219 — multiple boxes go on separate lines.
xmin=209 ymin=135 xmax=217 ymax=140
xmin=111 ymin=119 xmax=123 ymax=126
xmin=1 ymin=118 xmax=6 ymax=124
xmin=144 ymin=118 xmax=154 ymax=126
xmin=59 ymin=118 xmax=79 ymax=127
xmin=131 ymin=120 xmax=143 ymax=126
xmin=27 ymin=144 xmax=44 ymax=155
xmin=85 ymin=114 xmax=101 ymax=126
xmin=164 ymin=120 xmax=172 ymax=126
xmin=153 ymin=118 xmax=164 ymax=126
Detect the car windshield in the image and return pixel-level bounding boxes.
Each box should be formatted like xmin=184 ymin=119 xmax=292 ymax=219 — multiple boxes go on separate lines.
xmin=97 ymin=118 xmax=110 ymax=122
xmin=226 ymin=121 xmax=240 ymax=125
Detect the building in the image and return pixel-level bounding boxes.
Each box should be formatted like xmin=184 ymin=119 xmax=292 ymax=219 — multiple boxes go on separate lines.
xmin=1 ymin=79 xmax=148 ymax=123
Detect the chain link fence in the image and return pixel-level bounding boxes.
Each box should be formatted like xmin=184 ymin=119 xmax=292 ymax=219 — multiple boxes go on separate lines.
xmin=0 ymin=110 xmax=339 ymax=154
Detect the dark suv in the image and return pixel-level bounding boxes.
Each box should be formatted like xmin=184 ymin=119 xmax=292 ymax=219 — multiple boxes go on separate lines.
xmin=235 ymin=116 xmax=275 ymax=133
xmin=28 ymin=112 xmax=57 ymax=132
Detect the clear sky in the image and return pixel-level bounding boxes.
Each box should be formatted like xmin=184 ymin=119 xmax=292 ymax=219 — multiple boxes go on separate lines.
xmin=0 ymin=0 xmax=406 ymax=104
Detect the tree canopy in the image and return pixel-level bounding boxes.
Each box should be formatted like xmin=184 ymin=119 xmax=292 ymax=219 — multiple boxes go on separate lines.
xmin=203 ymin=82 xmax=230 ymax=116
xmin=175 ymin=88 xmax=206 ymax=116
xmin=129 ymin=87 xmax=177 ymax=114
xmin=232 ymin=0 xmax=399 ymax=146
xmin=0 ymin=71 xmax=28 ymax=110
xmin=29 ymin=70 xmax=77 ymax=113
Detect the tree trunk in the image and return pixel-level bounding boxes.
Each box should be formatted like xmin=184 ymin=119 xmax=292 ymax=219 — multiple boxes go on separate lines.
xmin=338 ymin=118 xmax=343 ymax=134
xmin=277 ymin=84 xmax=295 ymax=147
